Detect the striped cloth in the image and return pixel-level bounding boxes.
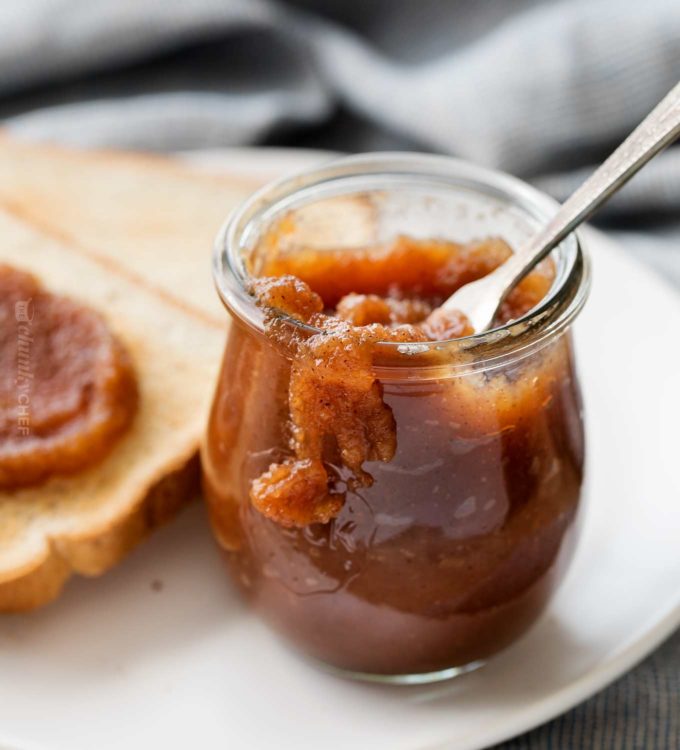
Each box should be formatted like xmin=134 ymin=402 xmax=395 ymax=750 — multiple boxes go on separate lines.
xmin=1 ymin=1 xmax=678 ymax=288
xmin=494 ymin=632 xmax=680 ymax=749
xmin=0 ymin=2 xmax=678 ymax=746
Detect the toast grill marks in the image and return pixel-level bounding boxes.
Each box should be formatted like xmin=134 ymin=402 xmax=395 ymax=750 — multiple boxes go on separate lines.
xmin=0 ymin=264 xmax=138 ymax=489
xmin=0 ymin=135 xmax=259 ymax=326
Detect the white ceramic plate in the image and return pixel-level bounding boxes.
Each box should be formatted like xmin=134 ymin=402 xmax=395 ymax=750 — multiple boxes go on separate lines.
xmin=1 ymin=149 xmax=679 ymax=750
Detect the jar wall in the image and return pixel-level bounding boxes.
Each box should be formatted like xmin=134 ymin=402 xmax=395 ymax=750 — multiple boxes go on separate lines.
xmin=202 ymin=319 xmax=585 ymax=677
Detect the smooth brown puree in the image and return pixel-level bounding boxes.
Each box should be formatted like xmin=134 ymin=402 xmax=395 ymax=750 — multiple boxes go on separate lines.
xmin=0 ymin=264 xmax=138 ymax=489
xmin=204 ymin=235 xmax=584 ymax=675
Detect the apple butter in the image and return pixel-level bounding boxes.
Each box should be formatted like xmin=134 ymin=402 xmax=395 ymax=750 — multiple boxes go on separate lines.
xmin=203 ymin=155 xmax=589 ymax=681
xmin=0 ymin=264 xmax=138 ymax=489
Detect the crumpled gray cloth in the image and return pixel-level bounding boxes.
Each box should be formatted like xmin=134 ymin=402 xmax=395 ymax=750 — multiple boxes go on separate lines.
xmin=2 ymin=0 xmax=680 ymax=288
xmin=1 ymin=1 xmax=679 ymax=747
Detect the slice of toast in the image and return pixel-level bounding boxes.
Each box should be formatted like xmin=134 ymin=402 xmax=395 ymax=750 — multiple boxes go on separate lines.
xmin=0 ymin=138 xmax=378 ymax=611
xmin=0 ymin=138 xmax=262 ymax=610
xmin=0 ymin=134 xmax=258 ymax=323
xmin=0 ymin=207 xmax=227 ymax=612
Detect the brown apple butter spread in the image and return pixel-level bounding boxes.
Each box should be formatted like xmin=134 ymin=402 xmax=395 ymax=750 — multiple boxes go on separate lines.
xmin=0 ymin=264 xmax=138 ymax=489
xmin=248 ymin=236 xmax=553 ymax=529
xmin=203 ymin=233 xmax=583 ymax=676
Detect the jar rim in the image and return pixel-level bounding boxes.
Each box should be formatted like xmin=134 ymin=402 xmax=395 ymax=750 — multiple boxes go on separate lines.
xmin=213 ymin=152 xmax=590 ymax=371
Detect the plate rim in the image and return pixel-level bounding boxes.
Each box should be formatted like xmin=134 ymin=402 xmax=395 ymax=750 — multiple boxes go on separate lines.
xmin=1 ymin=146 xmax=678 ymax=750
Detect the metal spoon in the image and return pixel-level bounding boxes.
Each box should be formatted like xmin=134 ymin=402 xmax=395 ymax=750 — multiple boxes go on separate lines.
xmin=439 ymin=81 xmax=680 ymax=333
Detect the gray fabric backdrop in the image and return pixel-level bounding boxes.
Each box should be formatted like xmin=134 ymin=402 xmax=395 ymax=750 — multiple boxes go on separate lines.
xmin=1 ymin=1 xmax=678 ymax=747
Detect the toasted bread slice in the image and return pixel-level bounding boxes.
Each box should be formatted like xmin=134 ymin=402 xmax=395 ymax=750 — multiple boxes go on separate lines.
xmin=0 ymin=138 xmax=377 ymax=611
xmin=0 ymin=135 xmax=259 ymax=323
xmin=0 ymin=208 xmax=225 ymax=611
xmin=0 ymin=137 xmax=381 ymax=321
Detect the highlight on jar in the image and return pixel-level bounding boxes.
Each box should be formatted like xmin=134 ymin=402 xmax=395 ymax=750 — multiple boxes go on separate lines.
xmin=202 ymin=153 xmax=591 ymax=684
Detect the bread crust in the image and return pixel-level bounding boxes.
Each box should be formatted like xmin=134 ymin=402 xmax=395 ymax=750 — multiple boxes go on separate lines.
xmin=0 ymin=454 xmax=199 ymax=612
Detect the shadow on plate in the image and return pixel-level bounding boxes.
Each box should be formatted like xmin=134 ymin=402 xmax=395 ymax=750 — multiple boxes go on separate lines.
xmin=0 ymin=503 xmax=247 ymax=677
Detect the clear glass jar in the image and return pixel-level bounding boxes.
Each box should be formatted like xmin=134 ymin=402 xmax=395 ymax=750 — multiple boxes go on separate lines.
xmin=202 ymin=153 xmax=590 ymax=684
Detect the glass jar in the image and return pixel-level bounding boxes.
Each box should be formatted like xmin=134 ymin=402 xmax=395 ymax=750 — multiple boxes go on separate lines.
xmin=202 ymin=153 xmax=590 ymax=684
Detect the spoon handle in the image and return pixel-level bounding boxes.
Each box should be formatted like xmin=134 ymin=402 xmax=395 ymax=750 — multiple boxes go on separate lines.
xmin=504 ymin=80 xmax=680 ymax=287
